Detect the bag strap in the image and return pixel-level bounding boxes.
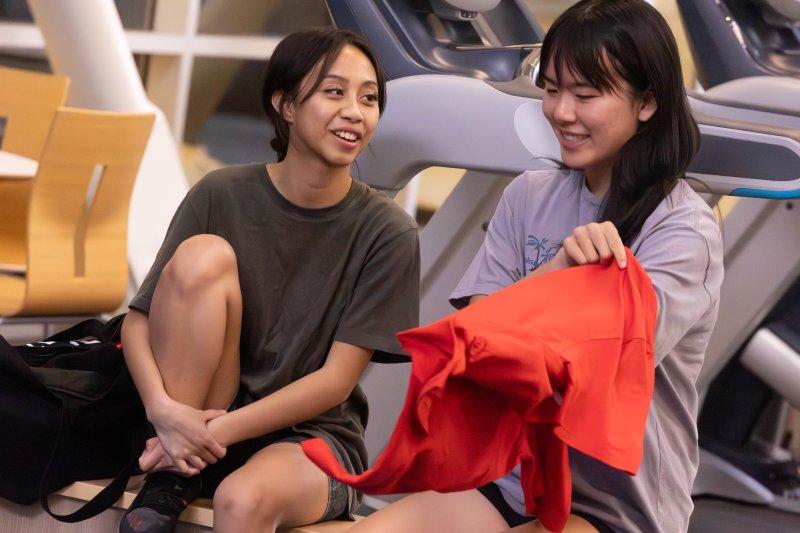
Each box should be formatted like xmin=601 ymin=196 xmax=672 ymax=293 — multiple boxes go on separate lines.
xmin=39 ymin=398 xmax=145 ymax=523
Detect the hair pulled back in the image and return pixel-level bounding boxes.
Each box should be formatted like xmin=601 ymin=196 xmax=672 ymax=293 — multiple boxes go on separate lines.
xmin=261 ymin=29 xmax=386 ymax=161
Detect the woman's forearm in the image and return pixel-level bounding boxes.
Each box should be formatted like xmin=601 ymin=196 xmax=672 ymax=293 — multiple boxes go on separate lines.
xmin=208 ymin=342 xmax=371 ymax=446
xmin=469 ymin=254 xmax=567 ymax=306
xmin=207 ymin=365 xmax=353 ymax=446
xmin=525 ymin=252 xmax=567 ymax=279
xmin=121 ymin=309 xmax=170 ymax=415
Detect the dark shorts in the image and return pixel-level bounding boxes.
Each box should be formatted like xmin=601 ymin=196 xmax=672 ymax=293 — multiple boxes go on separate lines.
xmin=196 ymin=396 xmax=350 ymax=522
xmin=477 ymin=482 xmax=614 ymax=533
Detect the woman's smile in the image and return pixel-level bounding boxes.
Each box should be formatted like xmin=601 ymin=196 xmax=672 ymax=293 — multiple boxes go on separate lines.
xmin=331 ymin=128 xmax=362 ymax=150
xmin=557 ymin=129 xmax=590 ymax=149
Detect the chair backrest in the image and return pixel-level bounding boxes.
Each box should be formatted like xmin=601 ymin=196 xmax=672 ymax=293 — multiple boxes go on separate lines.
xmin=21 ymin=107 xmax=154 ymax=315
xmin=0 ymin=66 xmax=69 ymax=160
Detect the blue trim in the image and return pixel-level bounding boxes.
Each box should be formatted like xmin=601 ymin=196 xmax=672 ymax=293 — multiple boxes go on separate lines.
xmin=732 ymin=187 xmax=800 ymax=199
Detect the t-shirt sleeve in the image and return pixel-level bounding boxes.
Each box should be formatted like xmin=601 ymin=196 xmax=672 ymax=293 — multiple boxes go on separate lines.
xmin=635 ymin=208 xmax=723 ymax=365
xmin=129 ymin=189 xmax=208 ymax=314
xmin=449 ymin=176 xmax=526 ymax=309
xmin=335 ymin=227 xmax=420 ymax=363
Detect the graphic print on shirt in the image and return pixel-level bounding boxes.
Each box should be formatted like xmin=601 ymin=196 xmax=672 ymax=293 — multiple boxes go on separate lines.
xmin=525 ymin=235 xmax=561 ymax=272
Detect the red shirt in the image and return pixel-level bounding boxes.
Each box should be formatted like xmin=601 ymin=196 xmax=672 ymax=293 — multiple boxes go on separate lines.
xmin=302 ymin=249 xmax=657 ymax=531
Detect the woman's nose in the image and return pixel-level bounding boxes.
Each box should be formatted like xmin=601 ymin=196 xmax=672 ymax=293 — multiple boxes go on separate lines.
xmin=553 ymin=96 xmax=576 ymax=123
xmin=340 ymin=95 xmax=363 ymax=122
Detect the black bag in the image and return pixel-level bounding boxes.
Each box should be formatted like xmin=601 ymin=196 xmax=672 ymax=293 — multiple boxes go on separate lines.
xmin=0 ymin=314 xmax=147 ymax=522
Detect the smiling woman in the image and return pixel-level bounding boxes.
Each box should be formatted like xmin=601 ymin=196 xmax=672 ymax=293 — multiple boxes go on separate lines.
xmin=348 ymin=2 xmax=722 ymax=533
xmin=262 ymin=30 xmax=385 ymax=165
xmin=118 ymin=29 xmax=420 ymax=533
xmin=260 ymin=31 xmax=386 ymax=208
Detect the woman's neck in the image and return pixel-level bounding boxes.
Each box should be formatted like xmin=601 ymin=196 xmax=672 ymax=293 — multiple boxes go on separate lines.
xmin=267 ymin=151 xmax=352 ymax=209
xmin=584 ymin=164 xmax=612 ymax=199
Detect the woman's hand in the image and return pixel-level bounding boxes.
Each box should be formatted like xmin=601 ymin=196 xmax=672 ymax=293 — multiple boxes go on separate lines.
xmin=560 ymin=221 xmax=627 ymax=269
xmin=147 ymin=397 xmax=227 ymax=476
xmin=139 ymin=437 xmax=176 ymax=473
xmin=138 ymin=436 xmax=207 ymax=475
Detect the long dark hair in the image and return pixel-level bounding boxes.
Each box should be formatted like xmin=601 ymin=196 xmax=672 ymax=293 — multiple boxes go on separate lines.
xmin=261 ymin=29 xmax=387 ymax=162
xmin=536 ymin=0 xmax=700 ymax=245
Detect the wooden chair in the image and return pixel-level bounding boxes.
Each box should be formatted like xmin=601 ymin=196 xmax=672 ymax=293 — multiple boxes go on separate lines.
xmin=0 ymin=65 xmax=69 ymax=160
xmin=0 ymin=107 xmax=154 ymax=317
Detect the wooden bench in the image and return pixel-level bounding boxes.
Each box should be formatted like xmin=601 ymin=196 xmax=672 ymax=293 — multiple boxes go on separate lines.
xmin=0 ymin=477 xmax=360 ymax=532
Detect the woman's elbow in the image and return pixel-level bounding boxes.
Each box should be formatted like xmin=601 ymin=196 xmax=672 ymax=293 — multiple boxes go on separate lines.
xmin=121 ymin=309 xmax=147 ymax=344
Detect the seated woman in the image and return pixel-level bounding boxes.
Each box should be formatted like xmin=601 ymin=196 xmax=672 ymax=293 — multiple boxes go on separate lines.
xmin=118 ymin=29 xmax=420 ymax=533
xmin=348 ymin=1 xmax=723 ymax=532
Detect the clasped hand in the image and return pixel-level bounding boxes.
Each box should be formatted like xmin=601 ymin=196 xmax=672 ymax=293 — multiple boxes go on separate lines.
xmin=140 ymin=397 xmax=227 ymax=476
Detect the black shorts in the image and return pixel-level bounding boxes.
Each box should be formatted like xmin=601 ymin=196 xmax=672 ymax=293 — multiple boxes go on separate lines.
xmin=194 ymin=393 xmax=351 ymax=521
xmin=477 ymin=482 xmax=614 ymax=533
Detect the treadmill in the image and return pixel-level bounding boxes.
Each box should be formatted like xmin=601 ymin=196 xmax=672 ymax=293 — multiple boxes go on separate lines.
xmin=673 ymin=1 xmax=800 ymax=527
xmin=326 ymin=1 xmax=800 ymax=529
xmin=677 ymin=0 xmax=800 ymax=87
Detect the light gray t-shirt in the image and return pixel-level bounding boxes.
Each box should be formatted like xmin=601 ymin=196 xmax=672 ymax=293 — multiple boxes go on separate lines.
xmin=450 ymin=169 xmax=724 ymax=533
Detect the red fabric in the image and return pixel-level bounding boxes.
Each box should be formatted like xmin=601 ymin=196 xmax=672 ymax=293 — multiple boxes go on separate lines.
xmin=302 ymin=249 xmax=657 ymax=531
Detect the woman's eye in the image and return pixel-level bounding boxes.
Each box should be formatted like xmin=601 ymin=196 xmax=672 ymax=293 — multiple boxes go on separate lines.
xmin=576 ymin=94 xmax=597 ymax=100
xmin=362 ymin=93 xmax=379 ymax=103
xmin=324 ymin=88 xmax=344 ymax=96
xmin=546 ymin=89 xmax=558 ymax=95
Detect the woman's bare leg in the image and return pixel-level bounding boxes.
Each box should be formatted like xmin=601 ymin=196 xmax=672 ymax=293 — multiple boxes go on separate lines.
xmin=212 ymin=442 xmax=332 ymax=533
xmin=347 ymin=490 xmax=600 ymax=533
xmin=507 ymin=515 xmax=599 ymax=532
xmin=347 ymin=490 xmax=509 ymax=533
xmin=148 ymin=234 xmax=242 ymax=410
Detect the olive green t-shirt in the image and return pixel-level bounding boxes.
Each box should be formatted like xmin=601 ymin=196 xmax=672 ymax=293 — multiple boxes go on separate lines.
xmin=130 ymin=162 xmax=420 ymax=513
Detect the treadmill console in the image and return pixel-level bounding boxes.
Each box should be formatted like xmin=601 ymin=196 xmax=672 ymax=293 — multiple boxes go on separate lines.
xmin=326 ymin=0 xmax=544 ymax=80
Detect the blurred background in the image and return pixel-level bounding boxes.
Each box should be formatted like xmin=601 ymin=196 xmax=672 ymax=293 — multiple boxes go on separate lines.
xmin=0 ymin=0 xmax=697 ymax=226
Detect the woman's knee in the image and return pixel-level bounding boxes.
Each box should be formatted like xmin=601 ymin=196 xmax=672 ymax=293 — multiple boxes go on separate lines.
xmin=213 ymin=477 xmax=277 ymax=529
xmin=163 ymin=235 xmax=238 ymax=295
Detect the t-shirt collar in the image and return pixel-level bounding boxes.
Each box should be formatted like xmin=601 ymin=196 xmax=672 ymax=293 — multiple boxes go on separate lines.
xmin=261 ymin=164 xmax=363 ymax=220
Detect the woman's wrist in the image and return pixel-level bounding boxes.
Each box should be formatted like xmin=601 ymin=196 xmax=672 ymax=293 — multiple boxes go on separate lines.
xmin=551 ymin=248 xmax=571 ymax=270
xmin=527 ymin=250 xmax=568 ymax=279
xmin=207 ymin=413 xmax=233 ymax=447
xmin=144 ymin=393 xmax=173 ymax=423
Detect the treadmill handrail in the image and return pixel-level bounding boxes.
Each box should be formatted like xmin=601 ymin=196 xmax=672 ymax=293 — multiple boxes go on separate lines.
xmin=688 ymin=88 xmax=800 ymax=120
xmin=357 ymin=75 xmax=800 ymax=198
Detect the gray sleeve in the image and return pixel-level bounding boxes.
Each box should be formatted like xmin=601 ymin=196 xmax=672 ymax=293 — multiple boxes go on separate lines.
xmin=129 ymin=189 xmax=208 ymax=314
xmin=335 ymin=227 xmax=421 ymax=363
xmin=449 ymin=177 xmax=525 ymax=309
xmin=635 ymin=209 xmax=723 ymax=365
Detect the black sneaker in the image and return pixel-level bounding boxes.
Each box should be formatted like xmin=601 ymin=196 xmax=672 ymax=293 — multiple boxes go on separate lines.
xmin=119 ymin=471 xmax=202 ymax=533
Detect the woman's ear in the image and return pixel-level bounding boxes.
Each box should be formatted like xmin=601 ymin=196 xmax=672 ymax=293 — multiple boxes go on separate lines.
xmin=271 ymin=90 xmax=294 ymax=124
xmin=638 ymin=91 xmax=657 ymax=123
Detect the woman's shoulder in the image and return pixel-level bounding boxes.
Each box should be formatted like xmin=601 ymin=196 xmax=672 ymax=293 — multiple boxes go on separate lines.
xmin=638 ymin=179 xmax=722 ymax=248
xmin=195 ymin=162 xmax=263 ymax=188
xmin=505 ymin=168 xmax=579 ymax=200
xmin=659 ymin=179 xmax=719 ymax=229
xmin=185 ymin=163 xmax=263 ymax=202
xmin=510 ymin=167 xmax=574 ymax=188
xmin=357 ymin=180 xmax=418 ymax=237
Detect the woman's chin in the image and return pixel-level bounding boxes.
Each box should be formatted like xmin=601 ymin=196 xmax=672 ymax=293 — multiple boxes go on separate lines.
xmin=318 ymin=151 xmax=357 ymax=168
xmin=559 ymin=152 xmax=592 ymax=170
